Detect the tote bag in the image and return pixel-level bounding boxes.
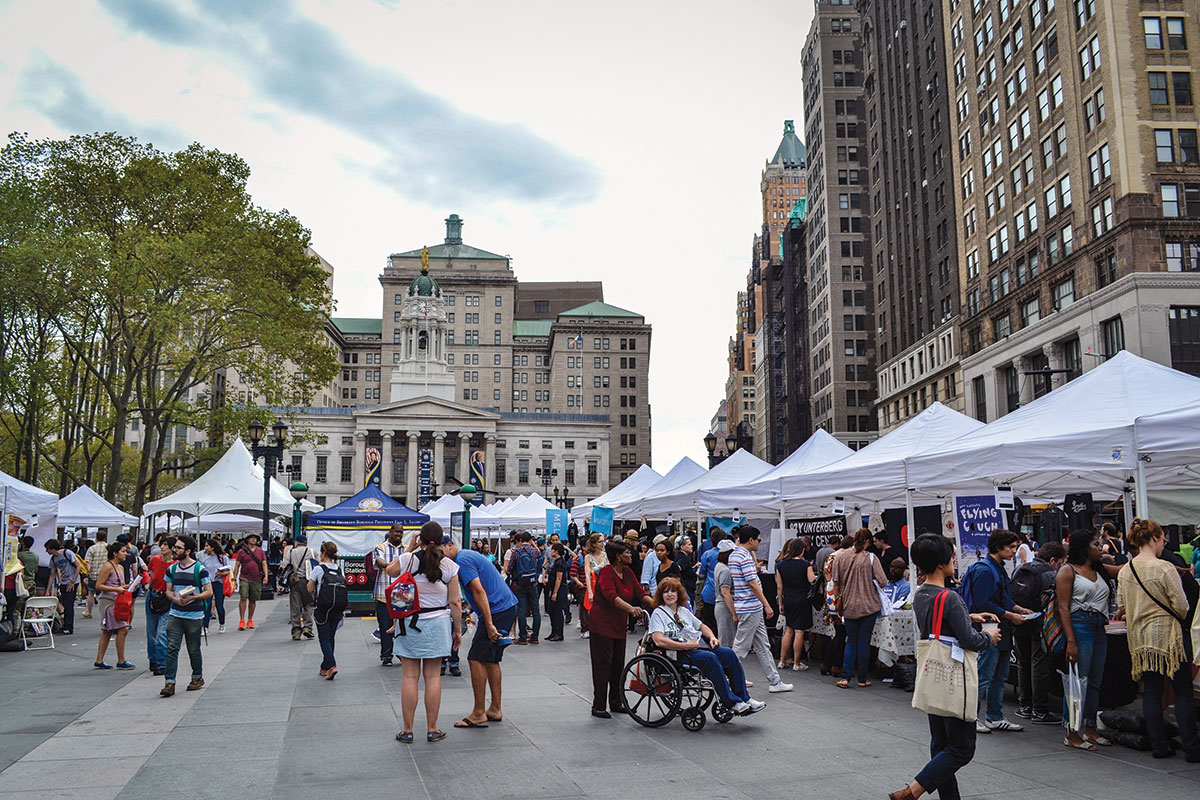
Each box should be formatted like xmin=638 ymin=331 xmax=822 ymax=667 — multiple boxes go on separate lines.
xmin=912 ymin=590 xmax=978 ymax=722
xmin=870 ymin=553 xmax=894 ymax=618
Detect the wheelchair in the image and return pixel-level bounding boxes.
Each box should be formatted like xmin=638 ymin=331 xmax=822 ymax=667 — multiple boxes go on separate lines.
xmin=620 ymin=634 xmax=734 ymax=732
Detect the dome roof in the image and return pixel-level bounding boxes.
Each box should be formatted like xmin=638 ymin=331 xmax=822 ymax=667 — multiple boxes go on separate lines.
xmin=407 ymin=267 xmax=441 ymax=298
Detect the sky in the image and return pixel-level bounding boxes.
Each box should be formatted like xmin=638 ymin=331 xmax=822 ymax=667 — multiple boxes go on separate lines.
xmin=0 ymin=0 xmax=816 ymax=473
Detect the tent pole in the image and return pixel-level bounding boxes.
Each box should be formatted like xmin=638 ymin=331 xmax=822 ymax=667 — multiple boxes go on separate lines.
xmin=1135 ymin=457 xmax=1150 ymax=519
xmin=1122 ymin=483 xmax=1134 ymax=533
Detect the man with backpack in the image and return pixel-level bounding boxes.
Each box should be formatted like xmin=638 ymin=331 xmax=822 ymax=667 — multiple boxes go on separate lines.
xmin=160 ymin=536 xmax=212 ymax=697
xmin=1009 ymin=541 xmax=1065 ymax=726
xmin=45 ymin=539 xmax=79 ymax=635
xmin=962 ymin=529 xmax=1037 ymax=734
xmin=506 ymin=531 xmax=542 ymax=644
xmin=282 ymin=535 xmax=315 ymax=641
xmin=144 ymin=537 xmax=177 ymax=675
xmin=309 ymin=541 xmax=348 ymax=679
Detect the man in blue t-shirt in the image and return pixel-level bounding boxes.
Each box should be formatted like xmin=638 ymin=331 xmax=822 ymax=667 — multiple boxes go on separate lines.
xmin=696 ymin=529 xmax=727 ymax=632
xmin=445 ymin=538 xmax=517 ymax=728
xmin=161 ymin=535 xmax=212 ymax=698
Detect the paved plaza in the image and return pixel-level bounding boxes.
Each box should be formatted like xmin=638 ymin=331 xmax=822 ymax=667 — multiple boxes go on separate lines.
xmin=1 ymin=598 xmax=1198 ymax=800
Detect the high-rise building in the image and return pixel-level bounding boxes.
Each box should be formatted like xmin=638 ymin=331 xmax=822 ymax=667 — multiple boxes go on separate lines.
xmin=861 ymin=0 xmax=964 ymax=433
xmin=801 ymin=2 xmax=877 ymax=449
xmin=948 ymin=0 xmax=1200 ymax=423
xmin=762 ymin=120 xmax=809 ymax=260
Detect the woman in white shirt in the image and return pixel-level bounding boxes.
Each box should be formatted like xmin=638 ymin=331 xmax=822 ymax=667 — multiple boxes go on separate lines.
xmin=385 ymin=522 xmax=463 ymax=744
xmin=648 ymin=577 xmax=764 ymax=716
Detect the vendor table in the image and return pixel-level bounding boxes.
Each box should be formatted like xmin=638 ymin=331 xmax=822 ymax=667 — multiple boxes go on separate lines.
xmin=871 ymin=609 xmax=917 ymax=666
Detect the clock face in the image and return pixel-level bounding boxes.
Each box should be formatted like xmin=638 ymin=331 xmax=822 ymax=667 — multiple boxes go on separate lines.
xmin=419 ymin=302 xmax=432 ymax=314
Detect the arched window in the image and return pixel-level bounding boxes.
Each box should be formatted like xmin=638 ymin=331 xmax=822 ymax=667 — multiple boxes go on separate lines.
xmin=418 ymin=330 xmax=428 ymax=351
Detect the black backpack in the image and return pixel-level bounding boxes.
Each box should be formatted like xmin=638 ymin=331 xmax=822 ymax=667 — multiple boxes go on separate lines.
xmin=1010 ymin=560 xmax=1051 ymax=611
xmin=315 ymin=564 xmax=348 ymax=614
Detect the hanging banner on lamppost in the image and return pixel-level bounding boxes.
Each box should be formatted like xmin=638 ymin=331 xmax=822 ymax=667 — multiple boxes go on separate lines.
xmin=418 ymin=449 xmax=433 ymax=507
xmin=365 ymin=447 xmax=381 ymax=487
xmin=470 ymin=450 xmax=486 ymax=506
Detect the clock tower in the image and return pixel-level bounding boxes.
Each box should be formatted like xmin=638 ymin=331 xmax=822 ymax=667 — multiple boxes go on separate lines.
xmin=388 ymin=260 xmax=457 ymax=403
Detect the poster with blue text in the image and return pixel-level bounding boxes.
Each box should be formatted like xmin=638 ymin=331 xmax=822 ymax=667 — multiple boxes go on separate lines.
xmin=953 ymin=495 xmax=1005 ymax=573
xmin=546 ymin=509 xmax=569 ymax=540
xmin=591 ymin=506 xmax=614 ymax=537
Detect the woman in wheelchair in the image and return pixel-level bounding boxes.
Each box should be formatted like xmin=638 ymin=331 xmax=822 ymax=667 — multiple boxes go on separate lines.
xmin=648 ymin=578 xmax=766 ymax=716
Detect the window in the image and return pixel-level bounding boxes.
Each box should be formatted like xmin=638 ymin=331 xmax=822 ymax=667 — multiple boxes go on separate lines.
xmin=340 ymin=456 xmax=352 ymax=484
xmin=1101 ymin=316 xmax=1125 ymax=358
xmin=1083 ymin=88 xmax=1106 ymax=131
xmin=1092 ymin=196 xmax=1115 ymax=233
xmin=315 ymin=455 xmax=327 ymax=483
xmin=1022 ymin=297 xmax=1041 ymax=327
xmin=495 ymin=459 xmax=506 ymax=484
xmin=1168 ymin=17 xmax=1188 ymax=51
xmin=1163 ymin=184 xmax=1181 ymax=217
xmin=995 ymin=314 xmax=1012 ymax=340
xmin=1157 ymin=129 xmax=1175 ymax=163
xmin=973 ymin=376 xmax=987 ymax=422
xmin=1052 ymin=277 xmax=1075 ymax=310
xmin=518 ymin=460 xmax=529 ymax=485
xmin=1096 ymin=253 xmax=1118 ymax=287
xmin=1088 ymin=143 xmax=1111 ymax=187
xmin=1005 ymin=366 xmax=1020 ymax=413
xmin=1079 ymin=35 xmax=1101 ymax=81
xmin=1145 ymin=17 xmax=1163 ymax=49
xmin=587 ymin=462 xmax=598 ymax=485
xmin=1150 ymin=72 xmax=1170 ymax=105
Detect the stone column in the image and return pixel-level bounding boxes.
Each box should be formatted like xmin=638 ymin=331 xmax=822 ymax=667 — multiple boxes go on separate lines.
xmin=380 ymin=432 xmax=393 ymax=495
xmin=433 ymin=431 xmax=447 ymax=496
xmin=1042 ymin=342 xmax=1062 ymax=392
xmin=406 ymin=432 xmax=420 ymax=506
xmin=459 ymin=433 xmax=472 ymax=486
xmin=485 ymin=433 xmax=497 ymax=493
xmin=353 ymin=431 xmax=367 ymax=490
xmin=1017 ymin=356 xmax=1035 ymax=407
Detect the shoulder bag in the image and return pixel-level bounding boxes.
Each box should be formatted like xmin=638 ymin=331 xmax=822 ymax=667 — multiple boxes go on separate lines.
xmin=912 ymin=589 xmax=978 ymax=722
xmin=869 ymin=553 xmax=894 ymax=618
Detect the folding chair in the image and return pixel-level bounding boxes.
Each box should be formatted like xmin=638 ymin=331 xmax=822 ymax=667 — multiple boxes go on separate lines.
xmin=22 ymin=596 xmax=60 ymax=651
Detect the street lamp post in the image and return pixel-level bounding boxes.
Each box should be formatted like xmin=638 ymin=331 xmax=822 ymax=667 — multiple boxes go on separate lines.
xmin=458 ymin=484 xmax=476 ymax=549
xmin=535 ymin=467 xmax=558 ymax=497
xmin=703 ymin=431 xmax=741 ymax=468
xmin=248 ymin=418 xmax=287 ymax=601
xmin=552 ymin=486 xmax=570 ymax=509
xmin=289 ymin=481 xmax=308 ymax=541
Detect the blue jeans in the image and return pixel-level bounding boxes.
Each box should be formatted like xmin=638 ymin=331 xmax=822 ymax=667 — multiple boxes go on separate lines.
xmin=842 ymin=612 xmax=878 ymax=683
xmin=976 ymin=645 xmax=1012 ymax=721
xmin=204 ymin=581 xmax=226 ymax=627
xmin=915 ymin=713 xmax=976 ymax=800
xmin=514 ymin=583 xmax=541 ymax=641
xmin=1065 ymin=611 xmax=1106 ymax=727
xmin=164 ymin=616 xmax=203 ymax=683
xmin=317 ymin=612 xmax=342 ymax=670
xmin=145 ymin=597 xmax=168 ymax=668
xmin=683 ymin=646 xmax=750 ymax=707
xmin=375 ymin=601 xmax=394 ymax=661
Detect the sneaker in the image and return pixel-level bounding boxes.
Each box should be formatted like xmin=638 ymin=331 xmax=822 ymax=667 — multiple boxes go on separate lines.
xmin=768 ymin=681 xmax=794 ymax=693
xmin=94 ymin=662 xmax=113 ymax=670
xmin=732 ymin=700 xmax=752 ymax=714
xmin=746 ymin=698 xmax=766 ymax=712
xmin=218 ymin=624 xmax=226 ymax=633
xmin=381 ymin=657 xmax=393 ymax=667
xmin=152 ymin=668 xmax=164 ymax=676
xmin=371 ymin=630 xmax=381 ymax=642
xmin=985 ymin=717 xmax=1024 ymax=732
xmin=1014 ymin=706 xmax=1033 ymax=719
xmin=449 ymin=665 xmax=461 ymax=676
xmin=115 ymin=661 xmax=135 ymax=670
xmin=238 ymin=621 xmax=245 ymax=631
xmin=1031 ymin=710 xmax=1062 ymax=725
xmin=976 ymin=720 xmax=991 ymax=734
xmin=187 ymin=677 xmax=204 ymax=691
xmin=160 ymin=683 xmax=175 ymax=697
xmin=581 ymin=631 xmax=590 ymax=639
xmin=293 ymin=634 xmax=302 ymax=641
xmin=744 ymin=680 xmax=754 ymax=688
xmin=303 ymin=630 xmax=314 ymax=639
xmin=247 ymin=620 xmax=255 ymax=629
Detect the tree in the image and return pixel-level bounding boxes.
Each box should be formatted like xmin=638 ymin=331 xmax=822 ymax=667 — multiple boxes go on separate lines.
xmin=0 ymin=132 xmax=338 ymax=510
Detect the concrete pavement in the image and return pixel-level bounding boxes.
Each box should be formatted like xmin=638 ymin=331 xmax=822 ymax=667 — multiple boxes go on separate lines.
xmin=1 ymin=597 xmax=1198 ymax=799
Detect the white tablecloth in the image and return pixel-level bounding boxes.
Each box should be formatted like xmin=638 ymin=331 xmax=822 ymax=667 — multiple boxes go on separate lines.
xmin=807 ymin=609 xmax=917 ymax=667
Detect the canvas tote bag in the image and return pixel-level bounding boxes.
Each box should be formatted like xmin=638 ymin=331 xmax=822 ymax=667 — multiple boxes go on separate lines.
xmin=912 ymin=589 xmax=978 ymax=721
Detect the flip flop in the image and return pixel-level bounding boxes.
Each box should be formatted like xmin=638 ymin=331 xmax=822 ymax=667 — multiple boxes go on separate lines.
xmin=454 ymin=718 xmax=489 ymax=728
xmin=485 ymin=715 xmax=503 ymax=722
xmin=396 ymin=731 xmax=414 ymax=744
xmin=1064 ymin=737 xmax=1096 ymax=751
xmin=427 ymin=730 xmax=447 ymax=742
xmin=858 ymin=681 xmax=872 ymax=688
xmin=836 ymin=679 xmax=851 ymax=689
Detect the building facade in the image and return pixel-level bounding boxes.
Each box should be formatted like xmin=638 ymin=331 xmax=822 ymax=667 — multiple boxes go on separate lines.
xmin=802 ymin=2 xmax=877 ymax=449
xmin=860 ymin=0 xmax=965 ymax=433
xmin=947 ymin=0 xmax=1200 ymax=423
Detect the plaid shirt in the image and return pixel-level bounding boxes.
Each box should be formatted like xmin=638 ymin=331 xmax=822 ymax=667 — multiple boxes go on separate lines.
xmin=372 ymin=542 xmax=405 ymax=602
xmin=84 ymin=543 xmax=109 ymax=580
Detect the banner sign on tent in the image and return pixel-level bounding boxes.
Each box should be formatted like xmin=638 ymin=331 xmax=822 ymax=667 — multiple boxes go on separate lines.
xmin=419 ymin=450 xmax=433 ymax=507
xmin=591 ymin=506 xmax=614 ymax=537
xmin=786 ymin=515 xmax=849 ymax=550
xmin=703 ymin=517 xmax=739 ymax=542
xmin=365 ymin=447 xmax=381 ymax=488
xmin=954 ymin=495 xmax=1005 ymax=571
xmin=546 ymin=509 xmax=568 ymax=539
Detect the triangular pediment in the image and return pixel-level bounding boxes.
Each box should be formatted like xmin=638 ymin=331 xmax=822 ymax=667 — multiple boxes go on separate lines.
xmin=354 ymin=396 xmax=501 ymax=421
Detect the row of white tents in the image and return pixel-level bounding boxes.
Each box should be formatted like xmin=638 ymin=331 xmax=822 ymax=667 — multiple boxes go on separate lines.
xmin=420 ymin=491 xmax=561 ymax=529
xmin=573 ymin=352 xmax=1200 ymax=529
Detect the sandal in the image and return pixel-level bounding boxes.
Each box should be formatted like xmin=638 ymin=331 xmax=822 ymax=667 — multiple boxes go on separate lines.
xmin=836 ymin=679 xmax=851 ymax=689
xmin=858 ymin=681 xmax=872 ymax=688
xmin=1085 ymin=734 xmax=1112 ymax=747
xmin=396 ymin=731 xmax=414 ymax=744
xmin=793 ymin=662 xmax=810 ymax=671
xmin=1064 ymin=736 xmax=1096 ymax=751
xmin=427 ymin=730 xmax=447 ymax=742
xmin=454 ymin=717 xmax=489 ymax=728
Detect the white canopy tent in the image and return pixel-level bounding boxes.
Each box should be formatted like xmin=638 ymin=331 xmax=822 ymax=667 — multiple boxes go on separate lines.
xmin=490 ymin=493 xmax=558 ymax=528
xmin=149 ymin=513 xmax=286 ymax=536
xmin=142 ymin=438 xmax=322 ymax=518
xmin=570 ymin=464 xmax=663 ymax=522
xmin=701 ymin=430 xmax=855 ymax=516
xmin=611 ymin=457 xmax=707 ymax=519
xmin=57 ymin=485 xmax=138 ymax=528
xmin=0 ymin=470 xmax=59 ymax=567
xmin=635 ymin=449 xmax=774 ymax=517
xmin=419 ymin=494 xmax=502 ymax=528
xmin=1136 ymin=399 xmax=1200 ymax=468
xmin=904 ymin=352 xmax=1200 ymax=516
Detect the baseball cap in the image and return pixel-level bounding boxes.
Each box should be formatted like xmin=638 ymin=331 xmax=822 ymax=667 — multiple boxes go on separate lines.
xmin=442 ymin=534 xmax=453 ymax=546
xmin=717 ymin=539 xmax=735 ymax=553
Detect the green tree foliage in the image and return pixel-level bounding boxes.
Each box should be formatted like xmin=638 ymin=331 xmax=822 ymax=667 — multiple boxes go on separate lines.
xmin=0 ymin=132 xmax=337 ymax=511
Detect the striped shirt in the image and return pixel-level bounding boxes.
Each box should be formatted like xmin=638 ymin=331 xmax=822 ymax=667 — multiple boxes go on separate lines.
xmin=84 ymin=543 xmax=109 ymax=580
xmin=728 ymin=546 xmax=763 ymax=614
xmin=372 ymin=542 xmax=406 ymax=602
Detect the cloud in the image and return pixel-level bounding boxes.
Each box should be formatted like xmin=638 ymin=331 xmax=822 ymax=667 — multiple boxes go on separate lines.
xmin=14 ymin=54 xmax=188 ymax=149
xmin=97 ymin=0 xmax=603 ymax=208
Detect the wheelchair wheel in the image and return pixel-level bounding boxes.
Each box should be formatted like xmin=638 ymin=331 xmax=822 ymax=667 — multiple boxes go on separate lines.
xmin=711 ymin=701 xmax=734 ymax=723
xmin=622 ymin=653 xmax=682 ymax=728
xmin=678 ymin=666 xmax=715 ymax=713
xmin=681 ymin=706 xmax=707 ymax=732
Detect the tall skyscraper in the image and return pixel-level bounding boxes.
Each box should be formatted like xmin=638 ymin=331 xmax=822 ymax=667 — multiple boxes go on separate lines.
xmin=947 ymin=1 xmax=1200 ymax=422
xmin=861 ymin=0 xmax=964 ymax=432
xmin=801 ymin=1 xmax=876 ymax=449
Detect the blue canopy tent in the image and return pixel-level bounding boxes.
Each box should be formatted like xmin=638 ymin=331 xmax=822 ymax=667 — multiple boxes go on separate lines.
xmin=304 ymin=486 xmax=428 ymax=605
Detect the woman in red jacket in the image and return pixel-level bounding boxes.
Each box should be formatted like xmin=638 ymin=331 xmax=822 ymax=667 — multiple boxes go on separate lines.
xmin=588 ymin=539 xmax=654 ymax=718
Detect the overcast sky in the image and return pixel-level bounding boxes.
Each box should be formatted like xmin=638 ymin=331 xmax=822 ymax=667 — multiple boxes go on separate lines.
xmin=0 ymin=0 xmax=816 ymax=473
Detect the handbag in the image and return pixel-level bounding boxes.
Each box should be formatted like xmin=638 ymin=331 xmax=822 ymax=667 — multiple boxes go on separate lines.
xmin=912 ymin=589 xmax=978 ymax=722
xmin=113 ymin=591 xmax=134 ymax=623
xmin=870 ymin=553 xmax=894 ymax=618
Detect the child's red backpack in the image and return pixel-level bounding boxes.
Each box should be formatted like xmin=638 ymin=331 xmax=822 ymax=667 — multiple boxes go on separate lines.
xmin=386 ymin=572 xmax=419 ymax=621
